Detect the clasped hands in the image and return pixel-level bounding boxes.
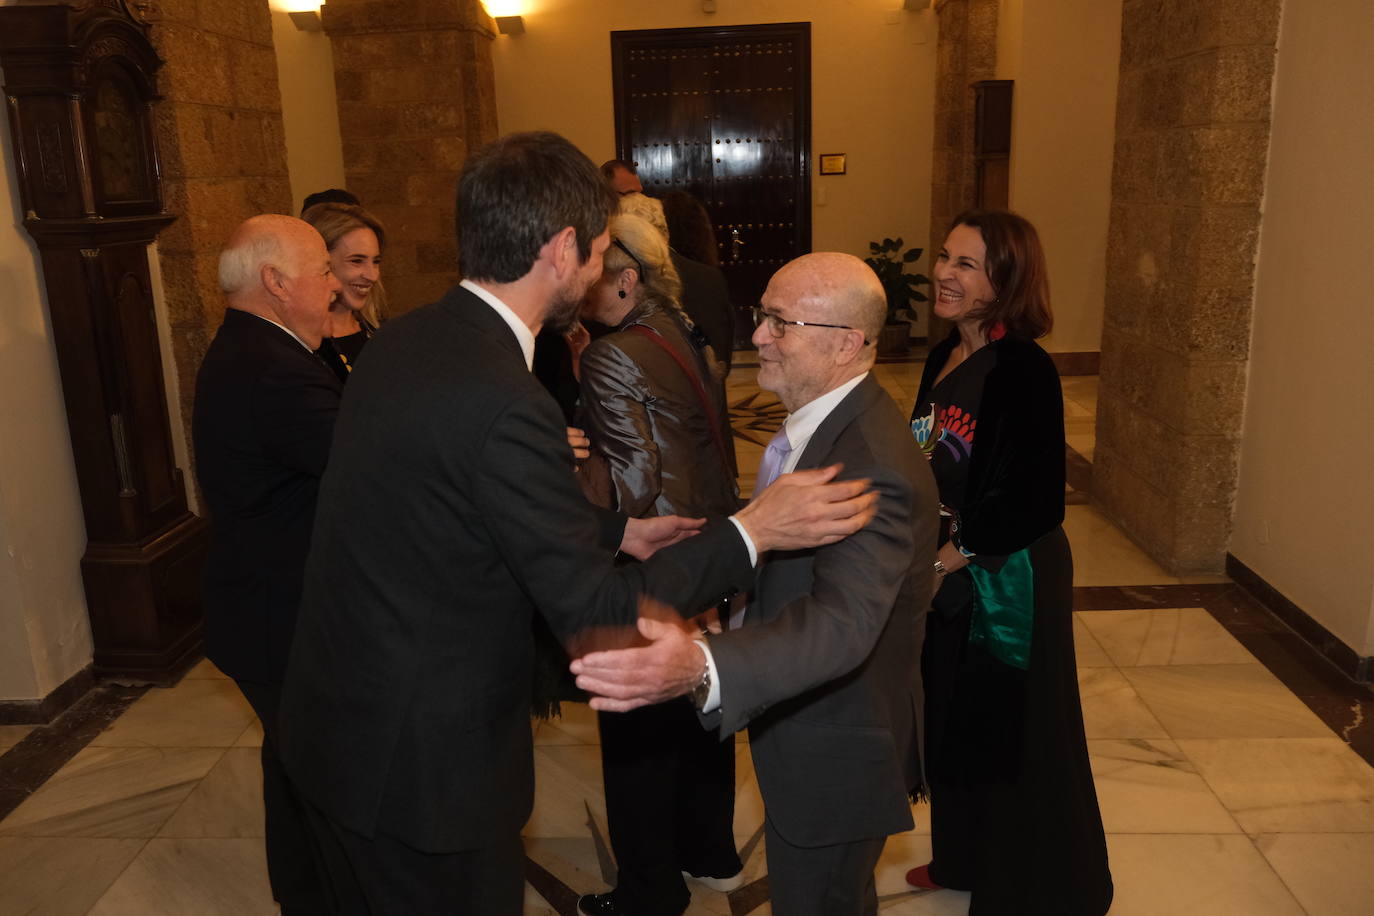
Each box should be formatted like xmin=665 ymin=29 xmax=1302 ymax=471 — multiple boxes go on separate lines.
xmin=582 ymin=464 xmax=877 ymax=711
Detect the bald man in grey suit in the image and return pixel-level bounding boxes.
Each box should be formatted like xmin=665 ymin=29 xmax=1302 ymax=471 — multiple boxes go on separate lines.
xmin=575 ymin=252 xmax=938 ymax=915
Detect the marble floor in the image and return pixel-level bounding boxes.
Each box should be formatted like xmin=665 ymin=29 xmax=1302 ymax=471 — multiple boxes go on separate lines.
xmin=3 ymin=363 xmax=1372 ymax=915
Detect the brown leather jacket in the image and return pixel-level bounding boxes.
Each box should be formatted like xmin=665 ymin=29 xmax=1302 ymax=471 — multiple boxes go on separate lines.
xmin=578 ymin=300 xmax=739 ymax=518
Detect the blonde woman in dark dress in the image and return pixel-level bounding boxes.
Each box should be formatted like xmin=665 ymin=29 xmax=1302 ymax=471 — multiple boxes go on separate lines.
xmin=904 ymin=210 xmax=1112 ymax=915
xmin=302 ymin=202 xmax=387 ymax=382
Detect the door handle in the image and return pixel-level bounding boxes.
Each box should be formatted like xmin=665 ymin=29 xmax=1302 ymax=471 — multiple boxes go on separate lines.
xmin=730 ymin=228 xmax=746 ymax=262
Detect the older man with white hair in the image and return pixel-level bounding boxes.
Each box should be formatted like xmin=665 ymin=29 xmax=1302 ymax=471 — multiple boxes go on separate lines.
xmin=575 ymin=252 xmax=940 ymax=916
xmin=192 ymin=213 xmax=342 ymax=914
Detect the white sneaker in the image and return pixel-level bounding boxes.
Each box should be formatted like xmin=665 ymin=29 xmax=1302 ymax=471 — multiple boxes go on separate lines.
xmin=681 ymin=869 xmax=746 ymax=893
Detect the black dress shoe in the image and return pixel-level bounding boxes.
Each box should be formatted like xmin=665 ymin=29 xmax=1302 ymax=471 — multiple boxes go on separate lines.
xmin=577 ymin=892 xmax=628 ymax=916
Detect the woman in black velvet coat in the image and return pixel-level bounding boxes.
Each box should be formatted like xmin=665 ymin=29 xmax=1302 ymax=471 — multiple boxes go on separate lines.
xmin=904 ymin=210 xmax=1113 ymax=915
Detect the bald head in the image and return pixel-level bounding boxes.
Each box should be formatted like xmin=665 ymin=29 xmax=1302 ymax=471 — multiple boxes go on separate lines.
xmin=218 ymin=214 xmax=339 ymax=348
xmin=755 ymin=252 xmax=885 ymax=411
xmin=771 ymin=252 xmax=886 ymax=351
xmin=219 ymin=215 xmax=317 ymax=294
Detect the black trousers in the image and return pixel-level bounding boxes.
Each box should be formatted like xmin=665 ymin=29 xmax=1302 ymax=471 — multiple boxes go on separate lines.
xmin=763 ymin=818 xmax=885 ymax=916
xmin=598 ymin=698 xmax=741 ymax=916
xmin=234 ymin=679 xmax=330 ymax=915
xmin=304 ymin=801 xmax=524 ymax=916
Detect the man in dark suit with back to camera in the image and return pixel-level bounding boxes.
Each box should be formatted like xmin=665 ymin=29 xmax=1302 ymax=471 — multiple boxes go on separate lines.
xmin=192 ymin=213 xmax=343 ymax=914
xmin=278 ymin=131 xmax=879 ymax=915
xmin=575 ymin=252 xmax=939 ymax=916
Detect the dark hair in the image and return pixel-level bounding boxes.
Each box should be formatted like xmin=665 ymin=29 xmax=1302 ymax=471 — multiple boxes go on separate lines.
xmin=599 ymin=158 xmax=637 ymax=180
xmin=301 ymin=188 xmax=359 ymax=215
xmin=660 ymin=190 xmax=719 ymax=267
xmin=946 ymin=209 xmax=1053 ymax=340
xmin=458 ymin=132 xmax=617 ymax=283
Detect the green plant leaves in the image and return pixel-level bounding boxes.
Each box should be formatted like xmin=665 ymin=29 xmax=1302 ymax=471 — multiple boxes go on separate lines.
xmin=864 ymin=237 xmax=933 ymax=318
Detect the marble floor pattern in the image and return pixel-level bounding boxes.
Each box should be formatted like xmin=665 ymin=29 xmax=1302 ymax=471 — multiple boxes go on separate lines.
xmin=3 ymin=366 xmax=1372 ymax=915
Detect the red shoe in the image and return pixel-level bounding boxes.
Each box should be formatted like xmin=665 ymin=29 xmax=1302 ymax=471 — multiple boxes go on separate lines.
xmin=905 ymin=864 xmax=944 ymax=890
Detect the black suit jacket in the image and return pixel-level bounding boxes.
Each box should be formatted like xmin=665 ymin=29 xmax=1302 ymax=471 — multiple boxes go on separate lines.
xmin=192 ymin=308 xmax=343 ymax=684
xmin=279 ymin=284 xmax=756 ymax=852
xmin=704 ymin=375 xmax=938 ymax=848
xmin=672 ymin=251 xmax=736 ymax=370
xmin=915 ymin=332 xmax=1066 ymax=556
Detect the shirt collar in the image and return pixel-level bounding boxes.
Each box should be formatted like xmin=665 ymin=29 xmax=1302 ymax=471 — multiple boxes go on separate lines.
xmin=243 ymin=311 xmax=314 ymax=353
xmin=781 ymin=371 xmax=869 ymax=457
xmin=460 ymin=279 xmax=535 ymax=371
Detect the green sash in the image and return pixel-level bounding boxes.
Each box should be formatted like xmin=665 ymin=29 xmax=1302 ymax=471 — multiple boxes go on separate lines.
xmin=967 ymin=548 xmax=1035 ymax=670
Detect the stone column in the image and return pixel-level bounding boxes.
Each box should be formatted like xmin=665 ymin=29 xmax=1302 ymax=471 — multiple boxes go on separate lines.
xmin=928 ymin=0 xmax=999 ymax=341
xmin=323 ymin=0 xmax=499 ymax=313
xmin=1095 ymin=0 xmax=1282 ymax=572
xmin=145 ymin=0 xmax=293 ymax=451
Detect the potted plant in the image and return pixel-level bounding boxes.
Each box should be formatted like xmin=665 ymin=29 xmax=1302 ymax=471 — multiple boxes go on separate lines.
xmin=863 ymin=237 xmax=931 ymax=357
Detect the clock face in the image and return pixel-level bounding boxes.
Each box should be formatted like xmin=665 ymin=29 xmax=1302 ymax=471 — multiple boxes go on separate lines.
xmin=92 ymin=76 xmax=147 ymax=203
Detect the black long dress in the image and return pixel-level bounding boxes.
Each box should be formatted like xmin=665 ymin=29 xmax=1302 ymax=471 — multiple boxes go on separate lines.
xmin=912 ymin=331 xmax=1112 ymax=916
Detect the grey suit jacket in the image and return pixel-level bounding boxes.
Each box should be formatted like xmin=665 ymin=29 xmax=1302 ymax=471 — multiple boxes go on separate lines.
xmin=704 ymin=374 xmax=938 ymax=848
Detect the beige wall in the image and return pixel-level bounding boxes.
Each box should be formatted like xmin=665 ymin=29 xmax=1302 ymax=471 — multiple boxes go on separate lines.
xmin=1232 ymin=0 xmax=1374 ymax=656
xmin=995 ymin=0 xmax=1022 ymax=82
xmin=0 ymin=110 xmax=94 ymax=701
xmin=1000 ymin=0 xmax=1120 ymax=354
xmin=490 ymin=0 xmax=937 ymax=326
xmin=270 ymin=8 xmax=347 ymax=214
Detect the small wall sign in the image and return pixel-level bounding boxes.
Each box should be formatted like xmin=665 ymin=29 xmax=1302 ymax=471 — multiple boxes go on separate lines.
xmin=818 ymin=153 xmax=847 ymax=175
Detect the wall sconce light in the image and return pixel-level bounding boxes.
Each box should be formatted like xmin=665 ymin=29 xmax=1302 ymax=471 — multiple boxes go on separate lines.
xmin=289 ymin=10 xmax=323 ymax=31
xmin=495 ymin=15 xmax=525 ymax=35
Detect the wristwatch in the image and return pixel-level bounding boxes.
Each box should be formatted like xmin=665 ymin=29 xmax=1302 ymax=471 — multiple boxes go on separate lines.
xmin=690 ymin=648 xmax=713 ymax=710
xmin=933 ymin=558 xmax=948 ymax=577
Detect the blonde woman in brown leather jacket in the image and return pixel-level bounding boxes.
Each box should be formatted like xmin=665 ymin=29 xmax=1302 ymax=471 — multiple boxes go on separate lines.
xmin=575 ymin=211 xmax=744 ymax=916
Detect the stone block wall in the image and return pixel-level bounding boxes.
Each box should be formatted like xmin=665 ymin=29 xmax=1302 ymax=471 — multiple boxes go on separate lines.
xmin=324 ymin=0 xmax=499 ymax=313
xmin=928 ymin=0 xmax=999 ymax=341
xmin=1095 ymin=0 xmax=1281 ymax=572
xmin=144 ymin=0 xmax=293 ymax=457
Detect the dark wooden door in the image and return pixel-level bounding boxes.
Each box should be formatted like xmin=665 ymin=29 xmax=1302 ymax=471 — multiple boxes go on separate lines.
xmin=973 ymin=80 xmax=1013 ymax=209
xmin=612 ymin=23 xmax=811 ymax=345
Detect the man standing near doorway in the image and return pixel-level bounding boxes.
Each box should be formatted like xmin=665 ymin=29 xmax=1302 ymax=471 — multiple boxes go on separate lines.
xmin=575 ymin=252 xmax=937 ymax=916
xmin=192 ymin=214 xmax=343 ymax=914
xmin=279 ymin=132 xmax=878 ymax=915
xmin=601 ymin=157 xmax=645 ymax=196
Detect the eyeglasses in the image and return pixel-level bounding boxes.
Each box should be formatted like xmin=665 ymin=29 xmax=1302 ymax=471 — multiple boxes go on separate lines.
xmin=751 ymin=306 xmax=870 ymax=346
xmin=612 ymin=238 xmax=648 ymax=280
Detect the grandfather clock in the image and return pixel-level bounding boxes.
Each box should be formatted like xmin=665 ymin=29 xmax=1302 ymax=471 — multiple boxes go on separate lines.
xmin=0 ymin=0 xmax=207 ymax=683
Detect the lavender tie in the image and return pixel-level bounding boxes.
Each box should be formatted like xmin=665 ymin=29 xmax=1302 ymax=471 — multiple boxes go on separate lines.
xmin=733 ymin=425 xmax=793 ymax=629
xmin=754 ymin=425 xmax=794 ymax=495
